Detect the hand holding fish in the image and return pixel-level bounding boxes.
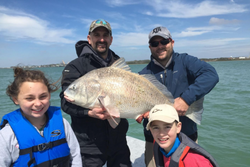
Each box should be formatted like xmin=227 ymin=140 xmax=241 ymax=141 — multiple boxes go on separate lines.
xmin=64 ymin=94 xmax=75 ymax=102
xmin=174 ymin=97 xmax=189 ymax=116
xmin=88 ymin=108 xmax=111 ymax=120
xmin=135 ymin=111 xmax=150 ymax=124
xmin=143 ymin=111 xmax=150 ymax=119
xmin=64 ymin=94 xmax=110 ymax=120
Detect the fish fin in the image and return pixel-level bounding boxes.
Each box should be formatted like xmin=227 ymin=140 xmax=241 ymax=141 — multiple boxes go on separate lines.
xmin=185 ymin=109 xmax=203 ymax=125
xmin=98 ymin=96 xmax=121 ymax=128
xmin=185 ymin=98 xmax=204 ymax=125
xmin=111 ymin=58 xmax=131 ymax=72
xmin=142 ymin=74 xmax=175 ymax=103
xmin=107 ymin=118 xmax=121 ymax=129
xmin=98 ymin=95 xmax=121 ymax=117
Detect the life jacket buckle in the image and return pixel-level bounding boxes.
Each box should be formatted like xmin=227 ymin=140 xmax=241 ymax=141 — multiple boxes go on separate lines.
xmin=38 ymin=143 xmax=48 ymax=151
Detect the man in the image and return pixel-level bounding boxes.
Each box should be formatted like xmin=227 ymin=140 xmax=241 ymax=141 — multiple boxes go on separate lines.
xmin=139 ymin=26 xmax=219 ymax=167
xmin=60 ymin=19 xmax=132 ymax=167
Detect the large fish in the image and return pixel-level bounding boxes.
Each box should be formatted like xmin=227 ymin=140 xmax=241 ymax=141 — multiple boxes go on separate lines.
xmin=64 ymin=58 xmax=203 ymax=128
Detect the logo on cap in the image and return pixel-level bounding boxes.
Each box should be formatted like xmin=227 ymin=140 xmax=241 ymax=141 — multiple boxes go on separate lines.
xmin=152 ymin=108 xmax=162 ymax=113
xmin=152 ymin=27 xmax=162 ymax=34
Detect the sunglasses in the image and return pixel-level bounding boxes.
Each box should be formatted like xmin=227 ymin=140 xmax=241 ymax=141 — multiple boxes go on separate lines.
xmin=95 ymin=19 xmax=107 ymax=25
xmin=150 ymin=39 xmax=171 ymax=47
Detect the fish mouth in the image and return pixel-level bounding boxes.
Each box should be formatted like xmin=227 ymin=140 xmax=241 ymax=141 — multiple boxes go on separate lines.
xmin=64 ymin=91 xmax=75 ymax=102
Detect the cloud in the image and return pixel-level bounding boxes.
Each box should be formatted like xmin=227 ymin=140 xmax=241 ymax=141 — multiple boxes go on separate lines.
xmin=175 ymin=37 xmax=250 ymax=58
xmin=81 ymin=18 xmax=95 ymax=29
xmin=105 ymin=0 xmax=140 ymax=7
xmin=99 ymin=11 xmax=127 ymax=21
xmin=144 ymin=0 xmax=248 ymax=18
xmin=176 ymin=37 xmax=248 ymax=47
xmin=209 ymin=17 xmax=241 ymax=25
xmin=113 ymin=32 xmax=148 ymax=46
xmin=0 ymin=6 xmax=75 ymax=44
xmin=173 ymin=26 xmax=223 ymax=37
xmin=171 ymin=24 xmax=242 ymax=38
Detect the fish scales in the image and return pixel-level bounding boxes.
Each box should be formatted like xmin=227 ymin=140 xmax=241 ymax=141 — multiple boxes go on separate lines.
xmin=92 ymin=67 xmax=170 ymax=118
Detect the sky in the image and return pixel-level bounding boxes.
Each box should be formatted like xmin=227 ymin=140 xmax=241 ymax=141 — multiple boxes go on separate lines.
xmin=0 ymin=0 xmax=249 ymax=68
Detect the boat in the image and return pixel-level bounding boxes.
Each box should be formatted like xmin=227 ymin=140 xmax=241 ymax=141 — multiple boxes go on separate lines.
xmin=103 ymin=136 xmax=145 ymax=166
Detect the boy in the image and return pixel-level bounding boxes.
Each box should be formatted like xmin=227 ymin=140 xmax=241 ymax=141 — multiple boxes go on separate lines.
xmin=146 ymin=104 xmax=219 ymax=167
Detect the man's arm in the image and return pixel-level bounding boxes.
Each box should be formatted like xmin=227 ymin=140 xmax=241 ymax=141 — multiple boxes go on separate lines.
xmin=60 ymin=63 xmax=89 ymax=117
xmin=179 ymin=55 xmax=219 ymax=106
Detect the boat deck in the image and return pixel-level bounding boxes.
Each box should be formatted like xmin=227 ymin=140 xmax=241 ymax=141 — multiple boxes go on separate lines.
xmin=103 ymin=136 xmax=145 ymax=166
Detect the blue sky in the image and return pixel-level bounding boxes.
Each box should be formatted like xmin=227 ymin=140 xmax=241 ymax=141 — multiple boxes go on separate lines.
xmin=0 ymin=0 xmax=249 ymax=68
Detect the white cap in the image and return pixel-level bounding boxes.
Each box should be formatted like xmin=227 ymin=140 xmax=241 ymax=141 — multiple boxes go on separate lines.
xmin=146 ymin=104 xmax=179 ymax=130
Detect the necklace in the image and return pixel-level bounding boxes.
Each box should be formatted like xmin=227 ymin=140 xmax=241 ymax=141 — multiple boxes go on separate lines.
xmin=38 ymin=114 xmax=48 ymax=131
xmin=39 ymin=123 xmax=46 ymax=131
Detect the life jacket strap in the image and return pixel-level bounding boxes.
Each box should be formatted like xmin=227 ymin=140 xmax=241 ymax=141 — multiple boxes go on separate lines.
xmin=178 ymin=146 xmax=190 ymax=167
xmin=19 ymin=138 xmax=67 ymax=155
xmin=0 ymin=119 xmax=9 ymax=129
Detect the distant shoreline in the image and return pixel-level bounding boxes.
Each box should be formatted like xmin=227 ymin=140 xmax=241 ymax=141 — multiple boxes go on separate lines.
xmin=127 ymin=57 xmax=250 ymax=64
xmin=1 ymin=57 xmax=250 ymax=69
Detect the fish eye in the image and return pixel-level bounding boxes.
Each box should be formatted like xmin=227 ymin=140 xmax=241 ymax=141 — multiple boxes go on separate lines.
xmin=70 ymin=85 xmax=76 ymax=90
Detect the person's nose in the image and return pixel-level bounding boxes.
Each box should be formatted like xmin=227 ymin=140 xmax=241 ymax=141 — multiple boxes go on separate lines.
xmin=99 ymin=36 xmax=105 ymax=42
xmin=157 ymin=42 xmax=165 ymax=48
xmin=159 ymin=129 xmax=165 ymax=136
xmin=34 ymin=99 xmax=42 ymax=106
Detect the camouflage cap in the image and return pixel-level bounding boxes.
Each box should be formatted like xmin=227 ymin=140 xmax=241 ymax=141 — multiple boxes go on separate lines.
xmin=89 ymin=19 xmax=112 ymax=35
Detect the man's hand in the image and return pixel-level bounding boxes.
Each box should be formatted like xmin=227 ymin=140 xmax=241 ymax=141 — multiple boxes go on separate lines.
xmin=88 ymin=107 xmax=111 ymax=120
xmin=64 ymin=93 xmax=75 ymax=103
xmin=136 ymin=111 xmax=150 ymax=124
xmin=143 ymin=111 xmax=150 ymax=119
xmin=174 ymin=97 xmax=189 ymax=116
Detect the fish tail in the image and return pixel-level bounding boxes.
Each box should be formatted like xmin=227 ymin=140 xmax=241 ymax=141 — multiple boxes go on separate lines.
xmin=185 ymin=109 xmax=203 ymax=125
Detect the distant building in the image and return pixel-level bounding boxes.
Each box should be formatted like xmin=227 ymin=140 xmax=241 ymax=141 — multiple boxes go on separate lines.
xmin=239 ymin=57 xmax=246 ymax=59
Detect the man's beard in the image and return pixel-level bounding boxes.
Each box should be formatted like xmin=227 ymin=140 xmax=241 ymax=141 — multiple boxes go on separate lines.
xmin=157 ymin=48 xmax=172 ymax=60
xmin=153 ymin=47 xmax=173 ymax=65
xmin=96 ymin=42 xmax=108 ymax=55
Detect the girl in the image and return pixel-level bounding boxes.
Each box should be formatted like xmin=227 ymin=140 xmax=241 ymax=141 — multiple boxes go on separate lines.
xmin=0 ymin=67 xmax=82 ymax=167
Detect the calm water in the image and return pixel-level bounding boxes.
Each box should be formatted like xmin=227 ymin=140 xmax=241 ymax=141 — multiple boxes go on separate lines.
xmin=0 ymin=61 xmax=249 ymax=167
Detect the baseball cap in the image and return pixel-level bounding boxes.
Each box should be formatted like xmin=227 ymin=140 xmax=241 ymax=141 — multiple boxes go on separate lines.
xmin=89 ymin=19 xmax=112 ymax=35
xmin=148 ymin=26 xmax=172 ymax=43
xmin=146 ymin=104 xmax=179 ymax=130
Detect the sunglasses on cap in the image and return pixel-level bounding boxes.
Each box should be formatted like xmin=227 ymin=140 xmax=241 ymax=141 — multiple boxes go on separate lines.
xmin=95 ymin=19 xmax=108 ymax=25
xmin=150 ymin=38 xmax=172 ymax=47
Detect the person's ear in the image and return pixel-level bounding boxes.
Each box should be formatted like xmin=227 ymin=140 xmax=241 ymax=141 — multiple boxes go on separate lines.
xmin=171 ymin=39 xmax=175 ymax=47
xmin=176 ymin=122 xmax=182 ymax=133
xmin=12 ymin=97 xmax=19 ymax=105
xmin=87 ymin=35 xmax=92 ymax=45
xmin=110 ymin=35 xmax=113 ymax=44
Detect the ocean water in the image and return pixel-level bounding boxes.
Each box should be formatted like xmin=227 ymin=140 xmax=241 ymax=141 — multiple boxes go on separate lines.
xmin=0 ymin=60 xmax=249 ymax=167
